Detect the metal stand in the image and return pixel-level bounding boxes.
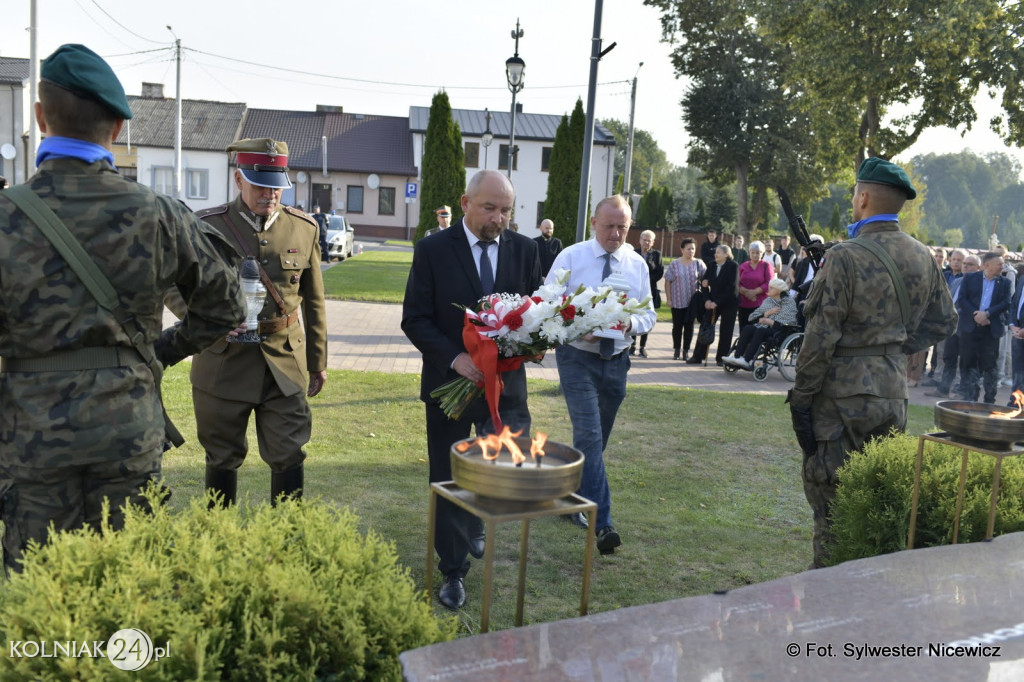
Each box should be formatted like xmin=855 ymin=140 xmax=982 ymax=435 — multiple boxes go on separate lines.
xmin=426 ymin=481 xmax=597 ymax=633
xmin=907 ymin=431 xmax=1024 ymax=549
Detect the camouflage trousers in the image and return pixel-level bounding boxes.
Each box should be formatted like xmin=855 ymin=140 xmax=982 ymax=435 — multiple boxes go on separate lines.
xmin=802 ymin=394 xmax=907 ymax=568
xmin=1 ymin=451 xmax=161 ymax=573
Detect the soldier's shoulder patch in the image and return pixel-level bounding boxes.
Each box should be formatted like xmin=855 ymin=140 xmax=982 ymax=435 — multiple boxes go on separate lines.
xmin=283 ymin=205 xmax=317 ymax=227
xmin=195 ymin=204 xmax=229 ymax=219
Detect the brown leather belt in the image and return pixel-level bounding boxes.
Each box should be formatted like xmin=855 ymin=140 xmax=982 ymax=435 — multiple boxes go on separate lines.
xmin=257 ymin=309 xmax=299 ymax=335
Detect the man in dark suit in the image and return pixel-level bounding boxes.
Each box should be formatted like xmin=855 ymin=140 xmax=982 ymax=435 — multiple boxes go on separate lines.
xmin=532 ymin=218 xmax=562 ymax=276
xmin=1007 ymin=271 xmax=1024 ymax=405
xmin=957 ymin=251 xmax=1012 ymax=403
xmin=402 ymin=170 xmax=542 ymax=610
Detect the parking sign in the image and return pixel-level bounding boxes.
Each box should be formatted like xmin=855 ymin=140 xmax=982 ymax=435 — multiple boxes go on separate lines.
xmin=405 ymin=183 xmax=417 ymax=199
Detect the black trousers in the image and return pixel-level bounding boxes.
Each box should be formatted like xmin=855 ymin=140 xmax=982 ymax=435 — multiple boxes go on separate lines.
xmin=425 ymin=368 xmax=530 ymax=579
xmin=959 ymin=329 xmax=1000 ymax=403
xmin=671 ymin=306 xmax=697 ymax=352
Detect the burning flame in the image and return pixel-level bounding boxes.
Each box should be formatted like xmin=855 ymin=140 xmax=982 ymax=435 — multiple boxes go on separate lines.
xmin=465 ymin=427 xmax=548 ymax=465
xmin=991 ymin=390 xmax=1024 ymax=419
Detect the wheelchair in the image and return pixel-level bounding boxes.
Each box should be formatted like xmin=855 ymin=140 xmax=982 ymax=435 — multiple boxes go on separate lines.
xmin=722 ymin=325 xmax=803 ymax=382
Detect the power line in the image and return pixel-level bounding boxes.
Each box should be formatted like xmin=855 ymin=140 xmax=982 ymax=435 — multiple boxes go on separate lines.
xmin=89 ymin=0 xmax=165 ymax=45
xmin=185 ymin=46 xmax=627 ymax=92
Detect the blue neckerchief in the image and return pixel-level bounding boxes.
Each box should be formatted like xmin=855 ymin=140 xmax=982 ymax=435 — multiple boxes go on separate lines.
xmin=846 ymin=213 xmax=899 ymax=238
xmin=36 ymin=136 xmax=115 ymax=167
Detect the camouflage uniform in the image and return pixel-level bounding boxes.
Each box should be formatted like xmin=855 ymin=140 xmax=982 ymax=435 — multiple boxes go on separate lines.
xmin=0 ymin=158 xmax=245 ymax=570
xmin=190 ymin=196 xmax=327 ymax=478
xmin=791 ymin=221 xmax=956 ymax=566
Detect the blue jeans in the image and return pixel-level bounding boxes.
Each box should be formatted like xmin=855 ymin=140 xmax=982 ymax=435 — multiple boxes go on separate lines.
xmin=555 ymin=344 xmax=629 ymax=530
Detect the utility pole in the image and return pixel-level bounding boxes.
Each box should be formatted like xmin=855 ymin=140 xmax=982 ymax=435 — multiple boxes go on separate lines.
xmin=28 ymin=0 xmax=39 ymax=174
xmin=575 ymin=0 xmax=615 ymax=244
xmin=168 ymin=27 xmax=182 ymax=200
xmin=622 ymin=62 xmax=643 ymax=197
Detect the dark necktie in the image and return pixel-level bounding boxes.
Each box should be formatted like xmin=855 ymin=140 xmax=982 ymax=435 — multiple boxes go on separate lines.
xmin=479 ymin=240 xmax=496 ymax=295
xmin=600 ymin=253 xmax=615 ymax=359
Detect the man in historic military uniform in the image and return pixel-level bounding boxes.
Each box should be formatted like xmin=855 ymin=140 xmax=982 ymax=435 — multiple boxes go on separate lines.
xmin=0 ymin=44 xmax=245 ymax=572
xmin=191 ymin=138 xmax=328 ymax=506
xmin=789 ymin=157 xmax=956 ymax=568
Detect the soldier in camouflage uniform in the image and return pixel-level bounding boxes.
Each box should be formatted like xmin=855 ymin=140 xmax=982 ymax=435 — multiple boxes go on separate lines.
xmin=190 ymin=138 xmax=328 ymax=507
xmin=789 ymin=158 xmax=957 ymax=568
xmin=0 ymin=44 xmax=245 ymax=572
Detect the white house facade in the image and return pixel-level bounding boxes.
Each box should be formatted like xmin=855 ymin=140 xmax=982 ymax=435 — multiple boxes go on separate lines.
xmin=410 ymin=105 xmax=617 ymax=239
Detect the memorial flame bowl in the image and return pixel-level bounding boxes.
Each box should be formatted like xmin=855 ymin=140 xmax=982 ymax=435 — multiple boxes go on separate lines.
xmin=450 ymin=437 xmax=584 ymax=501
xmin=934 ymin=400 xmax=1024 ymax=450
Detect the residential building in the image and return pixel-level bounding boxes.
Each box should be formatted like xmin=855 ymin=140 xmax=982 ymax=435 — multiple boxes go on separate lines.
xmin=239 ymin=106 xmax=419 ymax=240
xmin=410 ymin=105 xmax=617 ymax=239
xmin=111 ymin=84 xmax=246 ymax=211
xmin=0 ymin=57 xmax=31 ymax=185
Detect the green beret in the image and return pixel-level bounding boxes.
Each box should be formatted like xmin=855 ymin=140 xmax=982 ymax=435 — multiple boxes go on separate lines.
xmin=40 ymin=44 xmax=132 ymax=120
xmin=857 ymin=157 xmax=916 ymax=200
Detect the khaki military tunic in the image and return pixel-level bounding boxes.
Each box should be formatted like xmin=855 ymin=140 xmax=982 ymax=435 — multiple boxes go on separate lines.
xmin=189 ymin=196 xmax=327 ymax=471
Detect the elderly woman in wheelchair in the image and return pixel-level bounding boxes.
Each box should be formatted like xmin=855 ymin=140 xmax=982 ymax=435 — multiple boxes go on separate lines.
xmin=723 ymin=278 xmax=799 ymax=374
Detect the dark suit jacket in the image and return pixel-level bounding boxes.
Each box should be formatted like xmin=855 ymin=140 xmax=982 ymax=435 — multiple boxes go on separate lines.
xmin=956 ymin=271 xmax=1011 ymax=337
xmin=642 ymin=248 xmax=664 ymax=308
xmin=402 ymin=220 xmax=542 ymax=401
xmin=1010 ymin=279 xmax=1024 ymax=328
xmin=533 ymin=235 xmax=563 ymax=276
xmin=705 ymin=259 xmax=739 ymax=309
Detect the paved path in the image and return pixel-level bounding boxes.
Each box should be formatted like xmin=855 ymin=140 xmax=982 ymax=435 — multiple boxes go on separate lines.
xmin=318 ymin=298 xmax=1001 ymax=408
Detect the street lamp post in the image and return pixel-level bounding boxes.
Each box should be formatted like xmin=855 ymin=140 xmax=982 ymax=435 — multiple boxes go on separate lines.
xmin=482 ymin=108 xmax=493 ymax=168
xmin=505 ymin=19 xmax=525 ymax=180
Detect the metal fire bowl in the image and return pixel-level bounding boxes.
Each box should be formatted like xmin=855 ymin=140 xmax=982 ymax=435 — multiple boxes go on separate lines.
xmin=934 ymin=400 xmax=1024 ymax=450
xmin=450 ymin=437 xmax=584 ymax=501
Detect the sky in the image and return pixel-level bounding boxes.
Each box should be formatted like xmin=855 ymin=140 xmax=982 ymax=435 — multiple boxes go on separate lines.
xmin=2 ymin=0 xmax=1022 ymax=172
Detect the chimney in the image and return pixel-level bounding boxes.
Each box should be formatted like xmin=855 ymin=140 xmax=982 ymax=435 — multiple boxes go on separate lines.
xmin=516 ymin=102 xmax=523 ymax=114
xmin=141 ymin=82 xmax=164 ymax=99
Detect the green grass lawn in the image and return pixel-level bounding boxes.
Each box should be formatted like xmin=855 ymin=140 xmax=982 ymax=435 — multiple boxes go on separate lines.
xmin=160 ymin=364 xmax=937 ymax=635
xmin=322 ymin=250 xmax=412 ymax=303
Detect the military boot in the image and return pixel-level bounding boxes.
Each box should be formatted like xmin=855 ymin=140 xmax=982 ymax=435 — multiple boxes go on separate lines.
xmin=205 ymin=467 xmax=237 ymax=508
xmin=271 ymin=465 xmax=304 ymax=506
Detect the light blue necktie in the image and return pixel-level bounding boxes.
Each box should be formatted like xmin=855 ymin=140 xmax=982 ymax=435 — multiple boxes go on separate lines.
xmin=479 ymin=240 xmax=495 ymax=295
xmin=600 ymin=253 xmax=615 ymax=359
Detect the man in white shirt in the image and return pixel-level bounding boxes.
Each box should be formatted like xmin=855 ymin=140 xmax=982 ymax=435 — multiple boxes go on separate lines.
xmin=546 ymin=195 xmax=657 ymax=555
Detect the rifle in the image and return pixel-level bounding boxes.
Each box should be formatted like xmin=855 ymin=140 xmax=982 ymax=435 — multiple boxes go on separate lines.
xmin=776 ymin=187 xmax=826 ymax=264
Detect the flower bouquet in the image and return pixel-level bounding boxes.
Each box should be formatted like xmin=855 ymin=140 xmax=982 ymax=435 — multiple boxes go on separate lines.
xmin=431 ymin=268 xmax=652 ymax=427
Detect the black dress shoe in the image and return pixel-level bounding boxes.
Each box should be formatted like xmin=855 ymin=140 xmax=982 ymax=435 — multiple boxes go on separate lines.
xmin=685 ymin=357 xmax=702 ymax=365
xmin=468 ymin=534 xmax=486 ymax=559
xmin=564 ymin=512 xmax=589 ymax=529
xmin=596 ymin=525 xmax=621 ymax=555
xmin=438 ymin=575 xmax=466 ymax=610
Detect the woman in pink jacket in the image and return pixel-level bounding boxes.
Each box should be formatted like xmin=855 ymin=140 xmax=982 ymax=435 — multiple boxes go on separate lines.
xmin=736 ymin=240 xmax=774 ymax=335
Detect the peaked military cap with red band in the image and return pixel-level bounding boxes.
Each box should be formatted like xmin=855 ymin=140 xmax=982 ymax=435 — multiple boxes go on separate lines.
xmin=228 ymin=138 xmax=292 ymax=189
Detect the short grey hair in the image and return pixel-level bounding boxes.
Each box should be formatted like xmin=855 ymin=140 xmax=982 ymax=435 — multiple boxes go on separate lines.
xmin=748 ymin=240 xmax=764 ymax=253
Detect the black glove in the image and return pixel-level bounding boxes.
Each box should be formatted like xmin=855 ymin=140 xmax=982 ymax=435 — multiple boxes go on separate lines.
xmin=786 ymin=389 xmax=817 ymax=457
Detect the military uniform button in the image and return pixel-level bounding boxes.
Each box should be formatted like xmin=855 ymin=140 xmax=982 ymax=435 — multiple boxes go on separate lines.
xmin=261 ymin=259 xmax=269 ymax=265
xmin=260 ymin=239 xmax=268 ymax=246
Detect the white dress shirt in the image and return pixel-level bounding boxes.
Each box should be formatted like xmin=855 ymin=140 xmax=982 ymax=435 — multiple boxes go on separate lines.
xmin=462 ymin=222 xmax=499 ymax=284
xmin=545 ymin=238 xmax=657 ymax=355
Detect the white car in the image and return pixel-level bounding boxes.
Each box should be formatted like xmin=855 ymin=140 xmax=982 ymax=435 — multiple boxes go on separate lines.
xmin=326 ymin=214 xmax=354 ymax=261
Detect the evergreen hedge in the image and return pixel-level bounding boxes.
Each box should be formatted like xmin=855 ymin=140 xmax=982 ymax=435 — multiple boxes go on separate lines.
xmin=828 ymin=433 xmax=1024 ymax=565
xmin=0 ymin=490 xmax=455 ymax=680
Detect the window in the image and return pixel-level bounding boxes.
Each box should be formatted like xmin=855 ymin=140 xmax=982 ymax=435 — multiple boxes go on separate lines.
xmin=117 ymin=166 xmax=138 ymax=182
xmin=464 ymin=142 xmax=480 ymax=168
xmin=347 ymin=185 xmax=364 ymax=213
xmin=498 ymin=144 xmax=518 ymax=171
xmin=541 ymin=147 xmax=553 ymax=172
xmin=378 ymin=187 xmax=396 ymax=216
xmin=536 ymin=202 xmax=545 ymax=228
xmin=186 ymin=169 xmax=209 ymax=200
xmin=151 ymin=166 xmax=173 ymax=195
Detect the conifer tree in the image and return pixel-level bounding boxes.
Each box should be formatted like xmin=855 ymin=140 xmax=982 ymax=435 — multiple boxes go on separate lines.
xmin=416 ymin=91 xmax=465 ymax=242
xmin=543 ymin=99 xmax=587 ymax=246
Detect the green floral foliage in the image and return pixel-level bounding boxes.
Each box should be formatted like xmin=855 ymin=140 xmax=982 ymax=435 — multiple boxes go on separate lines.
xmin=0 ymin=490 xmax=455 ymax=680
xmin=829 ymin=433 xmax=1024 ymax=565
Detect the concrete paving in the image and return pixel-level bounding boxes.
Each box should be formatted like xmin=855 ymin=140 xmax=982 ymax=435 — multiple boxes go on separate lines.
xmin=319 ymin=296 xmax=1012 ymax=409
